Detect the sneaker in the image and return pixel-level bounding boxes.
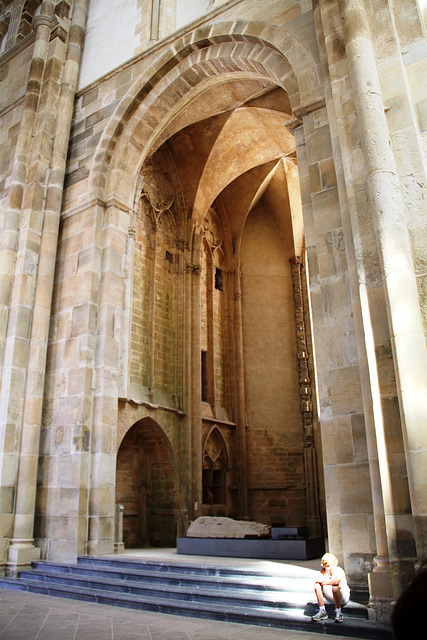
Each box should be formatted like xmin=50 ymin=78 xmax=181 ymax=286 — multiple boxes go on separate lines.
xmin=312 ymin=610 xmax=328 ymax=621
xmin=335 ymin=612 xmax=343 ymax=623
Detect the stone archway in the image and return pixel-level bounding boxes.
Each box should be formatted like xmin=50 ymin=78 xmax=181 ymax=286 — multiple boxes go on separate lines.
xmin=89 ymin=20 xmax=323 ymax=206
xmin=115 ymin=418 xmax=176 ymax=548
xmin=64 ymin=18 xmax=327 ymax=559
xmin=128 ymin=77 xmax=321 ymax=531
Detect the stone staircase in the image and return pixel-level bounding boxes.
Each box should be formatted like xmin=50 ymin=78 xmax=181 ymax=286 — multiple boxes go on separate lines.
xmin=0 ymin=556 xmax=392 ymax=638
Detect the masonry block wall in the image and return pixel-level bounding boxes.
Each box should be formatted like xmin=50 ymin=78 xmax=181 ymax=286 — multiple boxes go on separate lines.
xmin=1 ymin=2 xmax=426 ymax=621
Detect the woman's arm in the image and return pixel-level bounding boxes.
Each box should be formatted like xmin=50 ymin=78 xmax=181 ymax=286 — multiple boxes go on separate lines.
xmin=321 ymin=567 xmax=344 ymax=586
xmin=315 ymin=568 xmax=327 ymax=584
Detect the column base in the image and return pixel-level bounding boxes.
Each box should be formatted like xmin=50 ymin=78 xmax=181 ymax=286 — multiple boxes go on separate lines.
xmin=367 ymin=560 xmax=394 ymax=623
xmin=6 ymin=539 xmax=41 ymax=577
xmin=368 ymin=595 xmax=393 ymax=623
xmin=114 ymin=542 xmax=125 ymax=554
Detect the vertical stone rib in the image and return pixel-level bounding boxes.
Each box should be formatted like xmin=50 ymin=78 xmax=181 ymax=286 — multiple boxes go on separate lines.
xmin=148 ymin=222 xmax=158 ymax=402
xmin=206 ymin=250 xmax=215 ymax=410
xmin=183 ymin=233 xmax=193 ymax=514
xmin=189 ymin=232 xmax=203 ymax=518
xmin=150 ymin=0 xmax=161 ymax=41
xmin=338 ymin=0 xmax=427 ymax=567
xmin=7 ymin=0 xmax=88 ymax=572
xmin=233 ymin=264 xmax=249 ymax=520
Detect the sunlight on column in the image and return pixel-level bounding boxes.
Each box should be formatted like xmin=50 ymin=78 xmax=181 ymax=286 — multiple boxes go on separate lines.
xmin=359 ymin=285 xmax=394 ymax=515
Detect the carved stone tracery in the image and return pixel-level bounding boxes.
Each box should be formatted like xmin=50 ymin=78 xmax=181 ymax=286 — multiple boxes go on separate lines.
xmin=290 ymin=256 xmax=321 ymax=537
xmin=202 ymin=425 xmax=230 ymax=506
xmin=202 ymin=207 xmax=223 ymax=250
xmin=290 ymin=256 xmax=314 ymax=446
xmin=141 ymin=159 xmax=175 ymax=219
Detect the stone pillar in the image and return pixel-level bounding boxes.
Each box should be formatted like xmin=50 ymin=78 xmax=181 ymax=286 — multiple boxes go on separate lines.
xmin=205 ymin=249 xmax=216 ymax=411
xmin=2 ymin=0 xmax=88 ymax=574
xmin=290 ymin=257 xmax=321 ymax=538
xmin=183 ymin=235 xmax=193 ymax=514
xmin=148 ymin=217 xmax=158 ymax=403
xmin=120 ymin=223 xmax=136 ymax=399
xmin=0 ymin=0 xmax=55 ymax=378
xmin=232 ymin=264 xmax=249 ymax=520
xmin=150 ymin=0 xmax=161 ymax=40
xmin=339 ymin=0 xmax=427 ymax=577
xmin=87 ymin=199 xmax=129 ymax=557
xmin=189 ymin=231 xmax=203 ymax=518
xmin=312 ymin=1 xmax=394 ymax=616
xmin=357 ymin=285 xmax=396 ymax=619
xmin=114 ymin=504 xmax=125 ymax=554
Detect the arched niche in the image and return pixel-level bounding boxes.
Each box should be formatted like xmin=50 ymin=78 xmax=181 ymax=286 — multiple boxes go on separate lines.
xmin=202 ymin=425 xmax=230 ymax=508
xmin=115 ymin=417 xmax=177 ymax=547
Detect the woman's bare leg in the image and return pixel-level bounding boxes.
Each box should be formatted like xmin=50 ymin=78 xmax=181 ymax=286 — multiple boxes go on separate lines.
xmin=314 ymin=582 xmax=325 ymax=607
xmin=332 ymin=585 xmax=342 ymax=608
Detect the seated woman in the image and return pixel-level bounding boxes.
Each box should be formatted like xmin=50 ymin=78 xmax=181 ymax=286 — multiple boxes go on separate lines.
xmin=311 ymin=553 xmax=350 ymax=623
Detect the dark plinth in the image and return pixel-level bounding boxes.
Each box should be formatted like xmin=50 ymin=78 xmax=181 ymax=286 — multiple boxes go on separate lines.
xmin=271 ymin=526 xmax=309 ymax=540
xmin=177 ymin=536 xmax=325 ymax=560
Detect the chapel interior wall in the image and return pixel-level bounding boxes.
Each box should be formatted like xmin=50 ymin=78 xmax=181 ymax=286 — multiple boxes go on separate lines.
xmin=240 ymin=202 xmax=307 ymax=526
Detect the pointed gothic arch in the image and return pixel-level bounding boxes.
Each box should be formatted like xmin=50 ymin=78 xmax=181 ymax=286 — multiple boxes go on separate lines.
xmin=59 ymin=15 xmax=326 ymax=560
xmin=202 ymin=425 xmax=230 ymax=507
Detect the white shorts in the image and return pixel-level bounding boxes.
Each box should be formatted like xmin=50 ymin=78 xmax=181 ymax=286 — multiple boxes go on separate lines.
xmin=322 ymin=584 xmax=350 ymax=605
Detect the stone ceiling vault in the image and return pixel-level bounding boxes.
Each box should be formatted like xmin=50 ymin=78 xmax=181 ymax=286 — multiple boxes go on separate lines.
xmin=154 ymin=83 xmax=303 ymax=258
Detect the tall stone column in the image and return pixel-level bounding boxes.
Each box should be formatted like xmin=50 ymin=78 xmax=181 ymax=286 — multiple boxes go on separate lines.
xmin=232 ymin=264 xmax=249 ymax=520
xmin=4 ymin=0 xmax=88 ymax=574
xmin=0 ymin=0 xmax=55 ymax=379
xmin=189 ymin=231 xmax=203 ymax=518
xmin=148 ymin=216 xmax=158 ymax=403
xmin=313 ymin=1 xmax=394 ymax=616
xmin=87 ymin=198 xmax=129 ymax=557
xmin=339 ymin=0 xmax=427 ymax=578
xmin=0 ymin=1 xmax=56 ymax=573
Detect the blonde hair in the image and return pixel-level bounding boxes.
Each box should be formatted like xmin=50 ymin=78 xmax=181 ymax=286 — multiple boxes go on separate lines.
xmin=321 ymin=553 xmax=339 ymax=567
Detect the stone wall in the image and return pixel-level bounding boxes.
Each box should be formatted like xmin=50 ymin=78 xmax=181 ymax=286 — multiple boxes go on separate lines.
xmin=0 ymin=1 xmax=426 ymax=619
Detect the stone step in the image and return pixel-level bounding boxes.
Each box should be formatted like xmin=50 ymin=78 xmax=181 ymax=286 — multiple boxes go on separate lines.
xmin=0 ymin=577 xmax=392 ymax=639
xmin=28 ymin=560 xmax=313 ymax=595
xmin=11 ymin=569 xmax=321 ymax=610
xmin=0 ymin=556 xmax=393 ymax=639
xmin=77 ymin=555 xmax=315 ymax=580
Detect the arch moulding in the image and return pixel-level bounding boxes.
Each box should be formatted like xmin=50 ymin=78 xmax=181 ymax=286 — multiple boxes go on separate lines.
xmin=87 ymin=20 xmax=324 ymax=209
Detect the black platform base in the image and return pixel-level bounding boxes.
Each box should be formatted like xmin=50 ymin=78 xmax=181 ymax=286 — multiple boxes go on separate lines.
xmin=177 ymin=536 xmax=325 ymax=560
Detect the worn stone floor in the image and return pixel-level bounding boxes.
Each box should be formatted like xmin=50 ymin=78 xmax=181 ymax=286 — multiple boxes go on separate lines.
xmin=0 ymin=587 xmax=366 ymax=640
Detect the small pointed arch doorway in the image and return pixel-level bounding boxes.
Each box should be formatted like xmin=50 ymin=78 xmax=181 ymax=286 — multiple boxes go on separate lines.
xmin=202 ymin=424 xmax=230 ymax=510
xmin=115 ymin=417 xmax=176 ymax=548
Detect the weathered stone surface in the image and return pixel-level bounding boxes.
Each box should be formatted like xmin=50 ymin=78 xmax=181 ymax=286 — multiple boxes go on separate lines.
xmin=0 ymin=0 xmax=425 ymax=624
xmin=187 ymin=517 xmax=271 ymax=539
